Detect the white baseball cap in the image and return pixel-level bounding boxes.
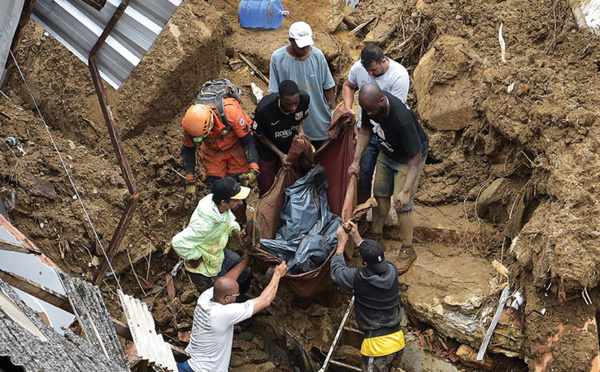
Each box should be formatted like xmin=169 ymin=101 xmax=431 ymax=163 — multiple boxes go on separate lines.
xmin=289 ymin=21 xmax=314 ymax=48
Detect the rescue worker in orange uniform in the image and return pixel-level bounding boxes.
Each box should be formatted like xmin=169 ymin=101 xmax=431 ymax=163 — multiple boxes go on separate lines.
xmin=181 ymin=99 xmax=259 ymax=225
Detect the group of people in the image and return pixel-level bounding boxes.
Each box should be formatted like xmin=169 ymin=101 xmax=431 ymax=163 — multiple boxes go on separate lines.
xmin=172 ymin=20 xmax=429 ymax=372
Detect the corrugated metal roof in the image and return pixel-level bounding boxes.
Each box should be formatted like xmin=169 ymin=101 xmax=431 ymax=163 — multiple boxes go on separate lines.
xmin=119 ymin=290 xmax=178 ymax=371
xmin=0 ymin=278 xmax=130 ymax=372
xmin=59 ymin=272 xmax=129 ymax=370
xmin=0 ymin=0 xmax=25 ymax=85
xmin=31 ymin=0 xmax=182 ymax=89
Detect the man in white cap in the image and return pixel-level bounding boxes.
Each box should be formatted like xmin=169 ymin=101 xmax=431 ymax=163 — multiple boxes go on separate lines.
xmin=268 ymin=21 xmax=336 ymax=150
xmin=172 ymin=177 xmax=252 ymax=295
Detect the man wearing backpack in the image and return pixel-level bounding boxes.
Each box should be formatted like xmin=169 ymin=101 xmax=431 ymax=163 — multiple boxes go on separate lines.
xmin=181 ymin=79 xmax=259 ymax=223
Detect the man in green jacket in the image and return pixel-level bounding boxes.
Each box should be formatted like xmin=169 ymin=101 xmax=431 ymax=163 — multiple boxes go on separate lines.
xmin=172 ymin=177 xmax=251 ymax=296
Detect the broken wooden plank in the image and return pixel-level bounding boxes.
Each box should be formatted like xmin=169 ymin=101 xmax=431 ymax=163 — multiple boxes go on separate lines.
xmin=348 ymin=17 xmax=376 ymax=37
xmin=238 ymin=52 xmax=269 ymax=85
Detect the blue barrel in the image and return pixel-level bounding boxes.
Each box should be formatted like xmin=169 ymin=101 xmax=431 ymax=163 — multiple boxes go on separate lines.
xmin=239 ymin=0 xmax=289 ymax=29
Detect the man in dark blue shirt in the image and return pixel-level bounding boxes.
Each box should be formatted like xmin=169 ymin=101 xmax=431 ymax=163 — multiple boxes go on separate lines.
xmin=349 ymin=84 xmax=428 ymax=274
xmin=252 ymin=80 xmax=310 ymax=195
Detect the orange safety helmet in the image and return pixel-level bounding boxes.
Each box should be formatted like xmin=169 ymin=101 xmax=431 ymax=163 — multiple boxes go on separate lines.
xmin=182 ymin=104 xmax=214 ymax=139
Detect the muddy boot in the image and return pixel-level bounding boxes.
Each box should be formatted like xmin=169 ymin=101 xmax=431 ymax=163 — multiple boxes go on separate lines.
xmin=396 ymin=245 xmax=417 ymax=275
xmin=397 ymin=210 xmax=416 ymax=274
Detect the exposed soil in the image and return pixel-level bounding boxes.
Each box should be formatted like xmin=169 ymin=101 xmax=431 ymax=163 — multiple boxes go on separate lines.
xmin=2 ymin=0 xmax=600 ymax=370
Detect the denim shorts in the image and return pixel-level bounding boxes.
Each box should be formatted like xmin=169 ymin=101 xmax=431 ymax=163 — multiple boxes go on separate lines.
xmin=372 ymin=151 xmax=426 ymax=212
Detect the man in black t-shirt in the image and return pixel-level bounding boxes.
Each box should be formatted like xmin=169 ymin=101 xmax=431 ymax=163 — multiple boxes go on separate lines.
xmin=349 ymin=84 xmax=429 ymax=274
xmin=252 ymin=80 xmax=310 ymax=195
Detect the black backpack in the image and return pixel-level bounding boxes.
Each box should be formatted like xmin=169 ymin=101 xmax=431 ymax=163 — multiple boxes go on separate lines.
xmin=194 ymin=79 xmax=242 ymax=128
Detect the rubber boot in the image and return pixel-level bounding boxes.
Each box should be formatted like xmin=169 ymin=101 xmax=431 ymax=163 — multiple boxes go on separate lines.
xmin=369 ymin=197 xmax=390 ymax=241
xmin=396 ymin=210 xmax=417 ymax=274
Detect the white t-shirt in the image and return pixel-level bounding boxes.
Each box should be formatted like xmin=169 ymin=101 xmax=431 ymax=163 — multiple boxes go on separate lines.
xmin=348 ymin=58 xmax=409 ymax=127
xmin=186 ymin=287 xmax=255 ymax=372
xmin=347 ymin=58 xmax=409 ymax=102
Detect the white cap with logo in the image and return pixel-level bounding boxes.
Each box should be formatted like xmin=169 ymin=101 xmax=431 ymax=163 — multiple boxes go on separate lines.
xmin=289 ymin=21 xmax=314 ymax=48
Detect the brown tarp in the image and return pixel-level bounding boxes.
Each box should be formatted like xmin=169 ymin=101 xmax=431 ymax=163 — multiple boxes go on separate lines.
xmin=253 ymin=107 xmax=356 ymax=297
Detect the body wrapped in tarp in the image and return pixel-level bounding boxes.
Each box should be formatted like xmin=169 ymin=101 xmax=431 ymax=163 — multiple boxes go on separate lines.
xmin=253 ymin=108 xmax=357 ymax=297
xmin=260 ymin=165 xmax=342 ymax=274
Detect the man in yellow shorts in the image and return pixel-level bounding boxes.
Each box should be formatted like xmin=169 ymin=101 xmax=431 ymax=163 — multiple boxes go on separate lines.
xmin=331 ymin=221 xmax=404 ymax=371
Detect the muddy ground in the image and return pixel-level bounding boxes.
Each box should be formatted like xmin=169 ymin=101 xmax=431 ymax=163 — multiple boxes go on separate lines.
xmin=1 ymin=0 xmax=600 ymax=370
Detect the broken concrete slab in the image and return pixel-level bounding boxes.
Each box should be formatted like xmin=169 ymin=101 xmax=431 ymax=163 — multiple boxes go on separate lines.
xmin=397 ymin=243 xmax=522 ymax=358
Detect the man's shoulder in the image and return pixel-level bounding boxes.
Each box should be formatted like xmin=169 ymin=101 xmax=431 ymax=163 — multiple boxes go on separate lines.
xmin=386 ymin=59 xmax=409 ymax=78
xmin=299 ymin=90 xmax=310 ymax=103
xmin=309 ymin=46 xmax=327 ymax=60
xmin=349 ymin=60 xmax=365 ymax=73
xmin=270 ymin=46 xmax=289 ymax=60
xmin=256 ymin=93 xmax=278 ymax=113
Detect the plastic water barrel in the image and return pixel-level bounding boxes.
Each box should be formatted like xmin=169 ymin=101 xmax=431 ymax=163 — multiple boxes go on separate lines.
xmin=239 ymin=0 xmax=290 ymax=29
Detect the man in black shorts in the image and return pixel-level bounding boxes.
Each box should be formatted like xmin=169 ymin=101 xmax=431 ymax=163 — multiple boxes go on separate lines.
xmin=349 ymin=84 xmax=428 ymax=274
xmin=252 ymin=80 xmax=310 ymax=195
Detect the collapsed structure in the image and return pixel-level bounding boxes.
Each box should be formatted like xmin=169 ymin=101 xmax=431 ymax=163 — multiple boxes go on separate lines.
xmin=1 ymin=0 xmax=600 ymax=371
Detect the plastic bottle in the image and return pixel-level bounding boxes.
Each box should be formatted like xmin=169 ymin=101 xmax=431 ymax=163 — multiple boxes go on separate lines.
xmin=239 ymin=0 xmax=290 ymax=29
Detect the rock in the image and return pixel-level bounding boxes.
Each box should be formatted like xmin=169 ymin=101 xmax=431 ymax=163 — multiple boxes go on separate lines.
xmin=475 ymin=178 xmax=506 ymax=218
xmin=29 ymin=178 xmax=57 ymax=199
xmin=364 ymin=21 xmax=397 ymax=46
xmin=398 ymin=243 xmax=523 ymax=358
xmin=180 ymin=289 xmax=197 ymax=304
xmin=413 ymin=35 xmax=481 ymax=131
xmin=152 ymin=302 xmax=172 ymax=327
xmin=456 ymin=344 xmax=493 ymax=370
xmin=335 ymin=344 xmax=362 ymax=367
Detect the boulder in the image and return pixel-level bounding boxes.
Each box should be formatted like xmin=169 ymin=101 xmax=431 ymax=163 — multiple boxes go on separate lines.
xmin=413 ymin=35 xmax=480 ymax=131
xmin=397 ymin=243 xmax=523 ymax=357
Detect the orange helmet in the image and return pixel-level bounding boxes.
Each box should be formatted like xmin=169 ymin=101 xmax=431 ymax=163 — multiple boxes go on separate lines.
xmin=182 ymin=104 xmax=214 ymax=138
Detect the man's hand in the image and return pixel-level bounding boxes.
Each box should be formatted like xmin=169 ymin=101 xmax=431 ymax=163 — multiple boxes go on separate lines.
xmin=274 ymin=261 xmax=288 ymax=277
xmin=240 ymin=169 xmax=259 ymax=186
xmin=348 ymin=160 xmax=360 ymax=177
xmin=185 ymin=182 xmax=196 ymax=200
xmin=279 ymin=152 xmax=292 ymax=168
xmin=344 ymin=221 xmax=362 ymax=246
xmin=337 ymin=225 xmax=349 ymax=244
xmin=395 ymin=190 xmax=410 ymax=212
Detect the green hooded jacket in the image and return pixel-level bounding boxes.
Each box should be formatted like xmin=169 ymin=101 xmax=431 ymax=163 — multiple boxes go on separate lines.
xmin=171 ymin=194 xmax=240 ymax=276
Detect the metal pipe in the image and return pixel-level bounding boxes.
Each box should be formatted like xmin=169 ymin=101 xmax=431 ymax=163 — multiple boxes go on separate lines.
xmin=87 ymin=0 xmax=139 ymax=286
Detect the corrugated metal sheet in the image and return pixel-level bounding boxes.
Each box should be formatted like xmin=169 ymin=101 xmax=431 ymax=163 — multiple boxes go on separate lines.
xmin=31 ymin=0 xmax=182 ymax=89
xmin=59 ymin=272 xmax=129 ymax=370
xmin=0 ymin=0 xmax=25 ymax=85
xmin=0 ymin=278 xmax=130 ymax=372
xmin=119 ymin=290 xmax=178 ymax=371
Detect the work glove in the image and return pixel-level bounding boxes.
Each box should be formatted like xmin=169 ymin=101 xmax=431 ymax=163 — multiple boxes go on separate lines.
xmin=240 ymin=169 xmax=259 ymax=187
xmin=185 ymin=182 xmax=196 ymax=200
xmin=184 ymin=180 xmax=196 ymax=210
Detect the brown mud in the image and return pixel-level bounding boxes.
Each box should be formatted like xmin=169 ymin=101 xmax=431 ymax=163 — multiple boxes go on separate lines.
xmin=1 ymin=0 xmax=600 ymax=370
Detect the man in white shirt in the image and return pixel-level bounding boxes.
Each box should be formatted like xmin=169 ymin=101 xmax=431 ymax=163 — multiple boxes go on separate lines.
xmin=177 ymin=260 xmax=288 ymax=372
xmin=341 ymin=45 xmax=410 ymax=205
